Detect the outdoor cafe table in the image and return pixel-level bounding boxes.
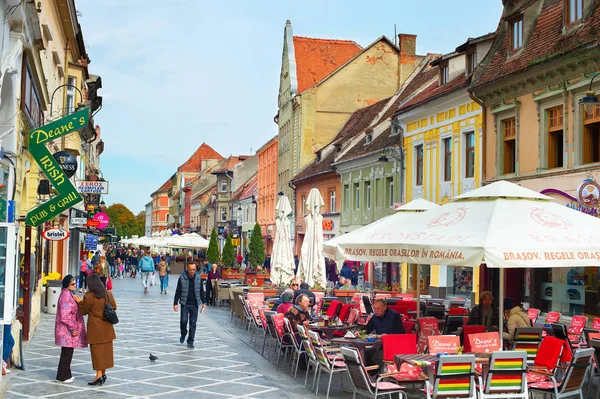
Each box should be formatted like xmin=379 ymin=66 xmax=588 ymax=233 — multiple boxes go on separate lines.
xmin=309 ymin=324 xmax=357 ymax=339
xmin=330 ymin=336 xmax=382 ymax=358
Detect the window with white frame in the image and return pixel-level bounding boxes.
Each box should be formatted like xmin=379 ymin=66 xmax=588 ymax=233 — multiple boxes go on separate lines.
xmin=344 ymin=185 xmax=349 ymax=211
xmin=220 ymin=206 xmax=227 ymax=222
xmin=220 ymin=180 xmax=227 ymax=192
xmin=66 ymin=76 xmax=76 ymax=115
xmin=443 ymin=137 xmax=452 ymax=181
xmin=365 ymin=181 xmax=371 ymax=210
xmin=354 ymin=183 xmax=360 ymax=210
xmin=415 ymin=145 xmax=424 ymax=186
xmin=329 ymin=190 xmax=336 ymax=213
xmin=464 ymin=132 xmax=475 ymax=178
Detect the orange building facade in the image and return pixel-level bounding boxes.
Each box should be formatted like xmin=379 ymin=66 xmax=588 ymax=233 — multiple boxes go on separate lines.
xmin=256 ymin=136 xmax=278 ymax=255
xmin=151 ymin=179 xmax=172 ymax=233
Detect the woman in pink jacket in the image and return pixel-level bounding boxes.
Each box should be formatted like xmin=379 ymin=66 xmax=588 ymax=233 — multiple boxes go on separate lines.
xmin=54 ymin=274 xmax=87 ymax=383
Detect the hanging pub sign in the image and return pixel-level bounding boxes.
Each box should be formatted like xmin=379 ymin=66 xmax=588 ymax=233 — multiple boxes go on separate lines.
xmin=93 ymin=212 xmax=110 ymax=229
xmin=26 ymin=108 xmax=89 ymax=226
xmin=52 ymin=151 xmax=78 ymax=178
xmin=42 ymin=228 xmax=70 ymax=241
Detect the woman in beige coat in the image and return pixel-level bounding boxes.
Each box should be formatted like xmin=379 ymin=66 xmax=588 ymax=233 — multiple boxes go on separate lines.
xmin=502 ymin=304 xmax=532 ymax=342
xmin=75 ymin=274 xmax=116 ymax=386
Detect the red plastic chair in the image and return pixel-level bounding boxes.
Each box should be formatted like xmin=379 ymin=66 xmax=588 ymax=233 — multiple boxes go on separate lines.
xmin=449 ymin=307 xmax=469 ymax=315
xmin=388 ymin=304 xmax=409 ymax=317
xmin=383 ymin=333 xmax=417 ymax=361
xmin=326 ymin=300 xmax=342 ymax=319
xmin=397 ymin=300 xmax=417 ymax=313
xmin=337 ymin=303 xmax=352 ymax=323
xmin=526 ymin=336 xmax=566 ymax=383
xmin=462 ymin=325 xmax=486 ymax=353
xmin=402 ymin=321 xmax=416 ymax=334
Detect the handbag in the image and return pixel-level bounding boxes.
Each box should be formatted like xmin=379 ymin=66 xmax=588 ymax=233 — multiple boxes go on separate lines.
xmin=103 ymin=292 xmax=119 ymax=324
xmin=106 ymin=277 xmax=113 ymax=290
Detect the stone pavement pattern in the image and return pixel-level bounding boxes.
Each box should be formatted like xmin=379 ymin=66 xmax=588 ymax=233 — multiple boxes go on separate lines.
xmin=1 ymin=276 xmax=596 ymax=398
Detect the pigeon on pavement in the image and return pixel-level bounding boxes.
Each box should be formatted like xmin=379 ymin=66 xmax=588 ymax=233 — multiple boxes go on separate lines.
xmin=149 ymin=353 xmax=158 ymax=362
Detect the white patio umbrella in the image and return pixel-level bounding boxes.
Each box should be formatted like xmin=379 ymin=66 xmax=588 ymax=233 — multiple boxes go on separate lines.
xmin=298 ymin=188 xmax=327 ymax=288
xmin=338 ymin=180 xmax=600 ymax=346
xmin=323 ymin=198 xmax=439 ymax=261
xmin=270 ymin=195 xmax=295 ymax=286
xmin=166 ymin=233 xmax=209 ymax=249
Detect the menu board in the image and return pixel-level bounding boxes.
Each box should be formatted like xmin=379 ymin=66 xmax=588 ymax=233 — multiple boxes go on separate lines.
xmin=427 ymin=335 xmax=460 ymax=355
xmin=468 ymin=332 xmax=501 ymax=353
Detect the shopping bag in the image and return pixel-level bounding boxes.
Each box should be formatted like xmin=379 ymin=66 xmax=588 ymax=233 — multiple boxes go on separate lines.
xmin=106 ymin=277 xmax=113 ymax=290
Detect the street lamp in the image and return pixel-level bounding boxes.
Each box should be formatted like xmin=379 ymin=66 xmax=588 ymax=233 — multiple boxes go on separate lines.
xmin=49 ymin=84 xmax=85 ymax=116
xmin=580 ymin=72 xmax=600 ymax=115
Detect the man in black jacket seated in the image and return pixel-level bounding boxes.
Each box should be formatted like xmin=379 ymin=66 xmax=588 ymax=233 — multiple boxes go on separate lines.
xmin=359 ymin=298 xmax=405 ymax=374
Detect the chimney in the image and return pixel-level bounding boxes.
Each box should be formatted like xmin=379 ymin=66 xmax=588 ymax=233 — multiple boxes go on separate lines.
xmin=398 ymin=34 xmax=417 ymax=87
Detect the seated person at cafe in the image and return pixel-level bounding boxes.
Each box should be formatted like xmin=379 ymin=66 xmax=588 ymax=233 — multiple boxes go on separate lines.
xmin=335 ymin=276 xmax=346 ymax=289
xmin=359 ymin=298 xmax=405 ymax=373
xmin=340 ymin=278 xmax=355 ymax=290
xmin=467 ymin=291 xmax=499 ymax=332
xmin=502 ymin=298 xmax=531 ymax=342
xmin=292 ymin=282 xmax=315 ymax=306
xmin=284 ymin=294 xmax=312 ymax=336
xmin=276 ymin=292 xmax=294 ymax=314
xmin=271 ymin=288 xmax=294 ymax=311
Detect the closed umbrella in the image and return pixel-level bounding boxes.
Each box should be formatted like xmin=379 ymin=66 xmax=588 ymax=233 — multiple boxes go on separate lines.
xmin=270 ymin=195 xmax=295 ymax=286
xmin=298 ymin=188 xmax=327 ymax=288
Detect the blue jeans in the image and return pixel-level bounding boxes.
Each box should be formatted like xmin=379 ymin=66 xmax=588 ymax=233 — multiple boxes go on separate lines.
xmin=180 ymin=305 xmax=199 ymax=344
xmin=3 ymin=324 xmax=15 ymax=362
xmin=160 ymin=276 xmax=168 ymax=292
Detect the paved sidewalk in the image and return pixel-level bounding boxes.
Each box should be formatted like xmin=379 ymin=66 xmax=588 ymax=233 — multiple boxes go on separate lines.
xmin=1 ymin=276 xmax=289 ymax=399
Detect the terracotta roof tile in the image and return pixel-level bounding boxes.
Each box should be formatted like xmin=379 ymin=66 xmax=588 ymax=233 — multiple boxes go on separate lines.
xmin=334 ymin=126 xmax=397 ymax=165
xmin=397 ymin=73 xmax=468 ymax=112
xmin=211 ymin=155 xmax=251 ymax=174
xmin=293 ymin=36 xmax=362 ymax=93
xmin=474 ymin=0 xmax=600 ymax=87
xmin=177 ymin=143 xmax=223 ymax=173
xmin=232 ymin=174 xmax=258 ymax=201
xmin=152 ymin=178 xmax=172 ymax=196
xmin=290 ymin=98 xmax=390 ymax=183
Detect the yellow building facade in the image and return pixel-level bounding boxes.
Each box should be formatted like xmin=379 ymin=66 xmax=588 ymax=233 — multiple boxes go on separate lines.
xmin=394 ymin=34 xmax=494 ymax=302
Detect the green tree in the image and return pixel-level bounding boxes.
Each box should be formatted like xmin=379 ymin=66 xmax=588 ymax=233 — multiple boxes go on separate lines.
xmin=105 ymin=203 xmax=141 ymax=238
xmin=135 ymin=211 xmax=146 ymax=236
xmin=206 ymin=227 xmax=220 ymax=264
xmin=248 ymin=223 xmax=265 ymax=267
xmin=221 ymin=234 xmax=235 ymax=267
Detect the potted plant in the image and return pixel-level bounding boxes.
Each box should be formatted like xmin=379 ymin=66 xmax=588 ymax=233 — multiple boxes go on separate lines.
xmin=310 ymin=282 xmax=325 ymax=296
xmin=334 ymin=287 xmax=359 ymax=297
xmin=373 ymin=283 xmax=402 ymax=297
xmin=249 ymin=281 xmax=278 ymax=297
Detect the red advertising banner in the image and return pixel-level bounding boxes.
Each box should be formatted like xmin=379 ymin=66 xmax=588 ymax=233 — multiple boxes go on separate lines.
xmin=545 ymin=311 xmax=561 ymax=324
xmin=468 ymin=332 xmax=501 ymax=353
xmin=272 ymin=313 xmax=285 ymax=338
xmin=428 ymin=335 xmax=460 ymax=355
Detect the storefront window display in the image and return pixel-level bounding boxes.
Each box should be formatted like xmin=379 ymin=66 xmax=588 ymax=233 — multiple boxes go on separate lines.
xmin=408 ymin=264 xmax=430 ymax=294
xmin=452 ymin=266 xmax=473 ymax=296
xmin=537 ymin=266 xmax=597 ymax=317
xmin=373 ymin=262 xmax=401 ymax=289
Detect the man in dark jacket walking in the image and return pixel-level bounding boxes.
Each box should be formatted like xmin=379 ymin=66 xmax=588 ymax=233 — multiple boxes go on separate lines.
xmin=173 ymin=263 xmax=206 ymax=349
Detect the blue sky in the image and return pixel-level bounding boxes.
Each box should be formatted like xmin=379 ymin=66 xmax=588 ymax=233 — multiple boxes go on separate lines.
xmin=77 ymin=0 xmax=503 ymax=214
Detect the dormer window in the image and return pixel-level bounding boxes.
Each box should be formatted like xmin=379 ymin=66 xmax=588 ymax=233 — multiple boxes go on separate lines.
xmin=509 ymin=16 xmax=523 ymax=51
xmin=467 ymin=51 xmax=477 ymax=74
xmin=365 ymin=132 xmax=373 ymax=144
xmin=565 ymin=0 xmax=583 ymax=24
xmin=440 ymin=62 xmax=449 ymax=85
xmin=316 ymin=151 xmax=321 ymax=162
xmin=334 ymin=143 xmax=342 ymax=153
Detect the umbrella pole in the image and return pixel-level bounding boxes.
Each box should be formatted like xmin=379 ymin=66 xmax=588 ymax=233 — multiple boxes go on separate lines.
xmin=416 ymin=264 xmax=420 ymax=320
xmin=499 ymin=268 xmax=504 ymax=349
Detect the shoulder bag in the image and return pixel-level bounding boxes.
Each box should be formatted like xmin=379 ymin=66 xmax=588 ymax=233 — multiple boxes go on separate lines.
xmin=104 ymin=291 xmax=119 ymax=324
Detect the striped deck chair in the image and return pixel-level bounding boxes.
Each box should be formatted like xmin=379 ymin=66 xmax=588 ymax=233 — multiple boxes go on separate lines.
xmin=529 ymin=347 xmax=594 ymax=399
xmin=340 ymin=346 xmax=408 ymax=399
xmin=511 ymin=327 xmax=543 ymax=363
xmin=421 ymin=354 xmax=476 ymax=399
xmin=478 ymin=350 xmax=528 ymax=399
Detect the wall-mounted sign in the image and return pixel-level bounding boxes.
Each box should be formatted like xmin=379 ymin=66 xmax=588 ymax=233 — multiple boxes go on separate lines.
xmin=85 ymin=234 xmax=98 ymax=250
xmin=26 ymin=108 xmax=88 ymax=226
xmin=577 ymin=179 xmax=600 ymax=208
xmin=93 ymin=212 xmax=110 ymax=229
xmin=52 ymin=151 xmax=78 ymax=178
xmin=86 ymin=220 xmax=100 ymax=227
xmin=77 ymin=180 xmax=109 ymax=194
xmin=42 ymin=228 xmax=70 ymax=241
xmin=322 ymin=220 xmax=334 ymax=231
xmin=70 ymin=217 xmax=87 ymax=226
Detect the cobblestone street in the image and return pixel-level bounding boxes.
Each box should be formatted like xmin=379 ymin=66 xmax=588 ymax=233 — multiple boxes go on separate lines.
xmin=1 ymin=276 xmax=597 ymax=398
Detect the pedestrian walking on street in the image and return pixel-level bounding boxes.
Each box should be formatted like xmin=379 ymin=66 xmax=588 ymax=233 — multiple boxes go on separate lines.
xmin=173 ymin=263 xmax=206 ymax=349
xmin=74 ymin=274 xmax=117 ymax=386
xmin=54 ymin=275 xmax=87 ymax=384
xmin=96 ymin=255 xmax=110 ymax=287
xmin=79 ymin=254 xmax=89 ymax=293
xmin=139 ymin=249 xmax=155 ymax=294
xmin=157 ymin=256 xmax=168 ymax=295
xmin=206 ymin=263 xmax=220 ymax=305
